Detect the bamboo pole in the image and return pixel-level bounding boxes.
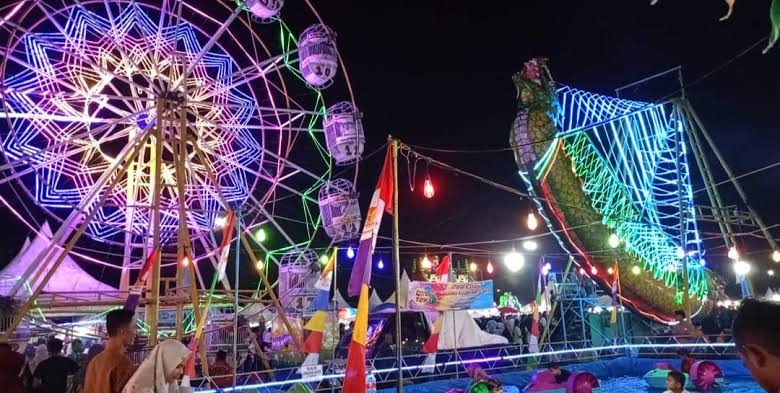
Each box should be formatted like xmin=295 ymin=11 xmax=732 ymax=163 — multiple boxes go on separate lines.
xmin=391 ymin=137 xmax=403 ymax=392
xmin=239 ymin=234 xmax=302 ymax=348
xmin=171 ymin=108 xmax=209 ymax=375
xmin=1 ymin=128 xmax=152 ymax=340
xmin=147 ymin=99 xmax=165 ymax=346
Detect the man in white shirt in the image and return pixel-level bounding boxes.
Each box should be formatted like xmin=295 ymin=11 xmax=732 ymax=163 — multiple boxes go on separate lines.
xmin=663 ymin=371 xmax=691 ymax=393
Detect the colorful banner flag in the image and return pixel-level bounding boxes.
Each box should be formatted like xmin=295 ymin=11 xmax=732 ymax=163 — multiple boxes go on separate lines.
xmin=343 ymin=147 xmax=394 ymax=393
xmin=436 ymin=256 xmax=450 ymax=283
xmin=216 ymin=211 xmax=236 ymax=281
xmin=123 ymin=248 xmax=158 ymax=311
xmin=610 ymin=261 xmax=620 ymax=325
xmin=302 ymin=248 xmax=337 ymax=364
xmin=407 ymin=280 xmax=494 ymax=311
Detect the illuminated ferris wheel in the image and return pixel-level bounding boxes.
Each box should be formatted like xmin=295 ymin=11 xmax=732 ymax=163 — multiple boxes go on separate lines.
xmin=0 ymin=0 xmax=364 ymax=316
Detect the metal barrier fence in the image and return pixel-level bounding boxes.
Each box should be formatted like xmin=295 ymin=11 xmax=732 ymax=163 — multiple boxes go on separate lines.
xmin=182 ymin=335 xmax=737 ymax=392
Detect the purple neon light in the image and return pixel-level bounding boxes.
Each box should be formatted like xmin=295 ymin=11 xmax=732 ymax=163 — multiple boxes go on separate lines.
xmin=1 ymin=5 xmax=273 ymax=241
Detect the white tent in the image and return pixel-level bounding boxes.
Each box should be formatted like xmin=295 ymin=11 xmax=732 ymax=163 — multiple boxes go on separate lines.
xmin=0 ymin=222 xmax=116 ymax=297
xmin=369 ymin=289 xmax=384 ymax=308
xmin=436 ymin=310 xmax=508 ymax=350
xmin=383 ymin=270 xmax=411 ymax=307
xmin=331 ymin=289 xmax=351 ymax=309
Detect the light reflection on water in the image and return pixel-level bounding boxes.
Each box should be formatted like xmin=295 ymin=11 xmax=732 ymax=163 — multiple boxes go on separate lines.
xmin=597 ymin=376 xmax=764 ymax=392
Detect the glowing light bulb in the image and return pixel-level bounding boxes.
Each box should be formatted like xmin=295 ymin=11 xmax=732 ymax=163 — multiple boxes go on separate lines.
xmin=768 ymin=269 xmax=775 ymax=277
xmin=255 ymin=260 xmax=264 ymax=271
xmin=421 ymin=256 xmax=432 ymax=270
xmin=608 ymin=234 xmax=620 ymax=249
xmin=590 ymin=266 xmax=598 ymax=275
xmin=579 ymin=268 xmax=586 ymax=275
xmin=503 ymin=250 xmax=525 ymax=273
xmin=214 ymin=214 xmax=227 ymax=228
xmin=631 ymin=265 xmax=641 ymax=275
xmin=544 ymin=262 xmax=552 ymax=271
xmin=607 ymin=267 xmax=614 ymax=275
xmin=733 ymin=260 xmax=751 ymax=276
xmin=320 ymin=254 xmax=329 ymax=265
xmin=255 ymin=228 xmax=267 ymax=243
xmin=527 ymin=213 xmax=539 ymax=231
xmin=378 ymin=260 xmax=385 ymax=270
xmin=181 ymin=256 xmax=190 ymax=267
xmin=772 ymin=250 xmax=780 ymax=263
xmin=728 ymin=246 xmax=739 ymax=260
xmin=593 ymin=306 xmax=603 ymax=313
xmin=699 ymin=259 xmax=707 ymax=267
xmin=469 ymin=262 xmax=478 ymax=272
xmin=423 ymin=177 xmax=435 ymax=199
xmin=522 ymin=240 xmax=538 ymax=251
xmin=487 ymin=261 xmax=494 ymax=274
xmin=676 ymin=247 xmax=685 ymax=259
xmin=347 ymin=247 xmax=355 ymax=259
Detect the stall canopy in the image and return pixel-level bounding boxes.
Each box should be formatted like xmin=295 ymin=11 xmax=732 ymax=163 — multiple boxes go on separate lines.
xmin=0 ymin=222 xmax=116 ymax=296
xmin=435 ymin=310 xmax=508 ymax=350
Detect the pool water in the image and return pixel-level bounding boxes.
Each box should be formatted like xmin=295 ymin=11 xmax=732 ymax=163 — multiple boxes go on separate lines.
xmin=600 ymin=376 xmax=765 ymax=392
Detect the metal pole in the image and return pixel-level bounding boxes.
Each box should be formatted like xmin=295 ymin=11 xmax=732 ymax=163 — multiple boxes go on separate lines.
xmin=391 ymin=137 xmax=403 ymax=393
xmin=686 ymin=101 xmax=776 ymax=252
xmin=233 ymin=207 xmax=241 ymax=389
xmin=674 ymin=105 xmax=692 ymax=319
xmin=148 ymin=99 xmax=165 ymax=346
xmin=331 ymin=248 xmax=338 ymax=393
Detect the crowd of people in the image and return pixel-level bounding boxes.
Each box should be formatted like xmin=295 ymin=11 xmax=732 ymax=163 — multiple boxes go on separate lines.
xmin=477 ymin=313 xmax=547 ymax=354
xmin=1 ymin=297 xmax=779 ymax=393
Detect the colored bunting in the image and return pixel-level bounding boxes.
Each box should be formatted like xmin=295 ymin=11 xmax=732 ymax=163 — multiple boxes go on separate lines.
xmin=343 ymin=147 xmax=394 ymax=393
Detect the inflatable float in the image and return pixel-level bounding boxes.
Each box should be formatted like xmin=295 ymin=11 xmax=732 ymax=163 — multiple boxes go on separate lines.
xmin=523 ymin=370 xmax=601 ymax=393
xmin=643 ymin=362 xmax=724 ymax=391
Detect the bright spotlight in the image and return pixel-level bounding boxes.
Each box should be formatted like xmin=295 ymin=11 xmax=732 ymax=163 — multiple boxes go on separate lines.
xmin=503 ymin=251 xmax=525 ymax=273
xmin=733 ymin=260 xmax=751 ymax=276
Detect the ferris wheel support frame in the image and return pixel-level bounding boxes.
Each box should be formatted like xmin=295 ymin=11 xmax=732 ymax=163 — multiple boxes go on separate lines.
xmin=1 ymin=125 xmax=153 ymax=341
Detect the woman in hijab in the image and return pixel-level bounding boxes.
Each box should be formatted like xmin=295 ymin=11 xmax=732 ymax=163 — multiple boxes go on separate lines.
xmin=122 ymin=340 xmax=190 ymax=393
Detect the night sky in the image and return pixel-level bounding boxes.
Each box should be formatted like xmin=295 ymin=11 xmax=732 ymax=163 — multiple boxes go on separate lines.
xmin=1 ymin=1 xmax=779 ymax=305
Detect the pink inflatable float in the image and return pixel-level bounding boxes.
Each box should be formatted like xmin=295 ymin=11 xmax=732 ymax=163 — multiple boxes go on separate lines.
xmin=643 ymin=361 xmax=724 ymax=391
xmin=524 ymin=370 xmax=601 ymax=393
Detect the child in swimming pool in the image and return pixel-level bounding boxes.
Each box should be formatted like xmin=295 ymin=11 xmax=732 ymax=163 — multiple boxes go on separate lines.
xmin=664 ymin=371 xmax=691 ymax=393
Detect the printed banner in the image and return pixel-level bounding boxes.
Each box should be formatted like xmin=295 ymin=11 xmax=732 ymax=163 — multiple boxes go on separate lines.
xmin=407 ymin=280 xmax=494 ymax=311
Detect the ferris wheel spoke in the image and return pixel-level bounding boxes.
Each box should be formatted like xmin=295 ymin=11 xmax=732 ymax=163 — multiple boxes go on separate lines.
xmin=0 ymin=105 xmax=148 ymax=172
xmin=190 ymin=54 xmax=287 ymax=103
xmin=170 ymin=5 xmax=242 ymax=93
xmin=28 ymin=2 xmax=156 ymax=97
xmin=187 ymin=110 xmax=325 ymax=183
xmin=1 ymin=51 xmax=141 ymax=121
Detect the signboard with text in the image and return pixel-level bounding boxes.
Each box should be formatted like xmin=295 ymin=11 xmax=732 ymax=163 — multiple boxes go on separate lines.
xmin=407 ymin=280 xmax=493 ymax=311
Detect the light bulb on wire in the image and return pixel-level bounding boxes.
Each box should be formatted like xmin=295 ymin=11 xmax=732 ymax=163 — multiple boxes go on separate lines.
xmin=319 ymin=254 xmax=329 ymax=265
xmin=526 ymin=213 xmax=539 ymax=231
xmin=728 ymin=246 xmax=739 ymax=260
xmin=181 ymin=256 xmax=190 ymax=267
xmin=733 ymin=260 xmax=751 ymax=276
xmin=377 ymin=259 xmax=385 ymax=270
xmin=255 ymin=228 xmax=267 ymax=243
xmin=346 ymin=247 xmax=355 ymax=259
xmin=503 ymin=250 xmax=525 ymax=273
xmin=608 ymin=234 xmax=620 ymax=249
xmin=768 ymin=269 xmax=775 ymax=277
xmin=487 ymin=261 xmax=494 ymax=274
xmin=631 ymin=265 xmax=641 ymax=275
xmin=469 ymin=262 xmax=478 ymax=273
xmin=423 ymin=176 xmax=435 ymax=199
xmin=590 ymin=266 xmax=598 ymax=275
xmin=607 ymin=267 xmax=614 ymax=275
xmin=772 ymin=250 xmax=780 ymax=263
xmin=255 ymin=260 xmax=264 ymax=271
xmin=522 ymin=240 xmax=538 ymax=251
xmin=421 ymin=256 xmax=432 ymax=270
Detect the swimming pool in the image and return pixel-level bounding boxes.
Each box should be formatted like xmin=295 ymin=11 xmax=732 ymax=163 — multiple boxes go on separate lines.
xmin=601 ymin=376 xmax=763 ymax=392
xmin=377 ymin=357 xmax=762 ymax=393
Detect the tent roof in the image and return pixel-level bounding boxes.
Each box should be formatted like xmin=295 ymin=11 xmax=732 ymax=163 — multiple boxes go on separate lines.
xmin=436 ymin=310 xmax=508 ymax=350
xmin=0 ymin=222 xmax=116 ymax=296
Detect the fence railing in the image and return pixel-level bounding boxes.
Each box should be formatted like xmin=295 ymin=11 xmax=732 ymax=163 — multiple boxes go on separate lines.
xmin=181 ymin=335 xmax=736 ymax=392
